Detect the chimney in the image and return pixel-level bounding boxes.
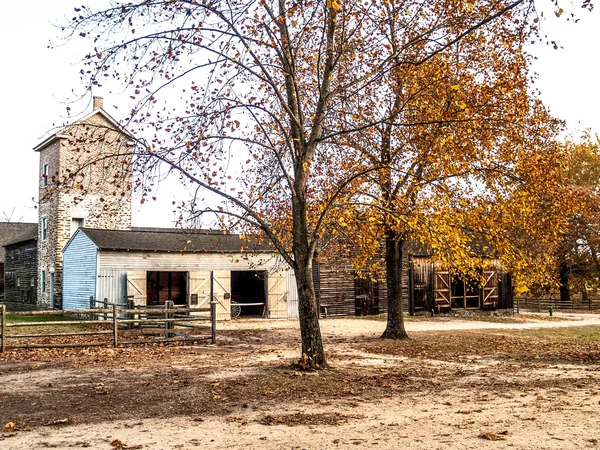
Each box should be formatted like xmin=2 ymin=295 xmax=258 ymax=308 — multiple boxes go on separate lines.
xmin=93 ymin=96 xmax=104 ymax=110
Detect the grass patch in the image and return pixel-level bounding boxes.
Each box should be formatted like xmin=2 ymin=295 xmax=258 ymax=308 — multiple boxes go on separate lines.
xmin=507 ymin=325 xmax=600 ymax=340
xmin=360 ymin=326 xmax=600 ymax=364
xmin=5 ymin=314 xmax=76 ymax=324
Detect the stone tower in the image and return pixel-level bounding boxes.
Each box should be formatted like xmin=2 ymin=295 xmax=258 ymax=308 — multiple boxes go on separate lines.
xmin=33 ymin=97 xmax=133 ymax=308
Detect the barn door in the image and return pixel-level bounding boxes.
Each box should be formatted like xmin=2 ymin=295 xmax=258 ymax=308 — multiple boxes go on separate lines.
xmin=212 ymin=270 xmax=231 ymax=320
xmin=482 ymin=271 xmax=499 ymax=309
xmin=126 ymin=271 xmax=147 ymax=306
xmin=267 ymin=271 xmax=288 ymax=318
xmin=189 ymin=271 xmax=211 ymax=312
xmin=433 ymin=271 xmax=451 ymax=311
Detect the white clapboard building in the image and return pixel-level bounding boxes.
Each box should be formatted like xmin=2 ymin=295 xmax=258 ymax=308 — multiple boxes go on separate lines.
xmin=62 ymin=228 xmax=298 ymax=319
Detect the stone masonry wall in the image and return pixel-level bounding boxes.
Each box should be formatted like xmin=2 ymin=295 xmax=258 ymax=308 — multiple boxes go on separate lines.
xmin=37 ymin=110 xmax=132 ymax=308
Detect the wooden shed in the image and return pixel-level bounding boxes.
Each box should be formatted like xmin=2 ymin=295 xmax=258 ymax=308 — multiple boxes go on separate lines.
xmin=410 ymin=255 xmax=513 ymax=313
xmin=2 ymin=228 xmax=38 ymax=309
xmin=62 ymin=228 xmax=296 ymax=319
xmin=314 ymin=244 xmax=512 ymax=316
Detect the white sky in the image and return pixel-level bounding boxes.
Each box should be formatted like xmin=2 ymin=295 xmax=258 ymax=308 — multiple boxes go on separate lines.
xmin=0 ymin=1 xmax=597 ymax=226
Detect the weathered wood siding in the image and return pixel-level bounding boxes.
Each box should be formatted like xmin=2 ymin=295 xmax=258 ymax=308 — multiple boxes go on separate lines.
xmin=3 ymin=239 xmax=38 ymax=308
xmin=316 ymin=256 xmax=392 ymax=316
xmin=410 ymin=256 xmax=512 ymax=312
xmin=63 ymin=231 xmax=97 ymax=310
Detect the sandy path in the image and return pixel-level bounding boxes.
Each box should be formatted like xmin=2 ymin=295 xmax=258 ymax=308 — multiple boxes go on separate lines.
xmin=218 ymin=311 xmax=600 ymax=337
xmin=3 ymin=312 xmax=600 ymax=449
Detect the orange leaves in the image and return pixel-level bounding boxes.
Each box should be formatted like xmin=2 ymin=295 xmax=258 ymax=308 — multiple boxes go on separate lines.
xmin=326 ymin=0 xmax=342 ymax=12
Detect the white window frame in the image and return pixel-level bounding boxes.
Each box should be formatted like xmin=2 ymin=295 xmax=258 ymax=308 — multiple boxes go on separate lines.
xmin=71 ymin=217 xmax=85 ymax=236
xmin=41 ymin=216 xmax=47 ymax=241
xmin=42 ymin=163 xmax=49 ymax=187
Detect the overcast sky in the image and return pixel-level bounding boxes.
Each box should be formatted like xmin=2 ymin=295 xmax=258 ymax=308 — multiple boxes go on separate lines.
xmin=0 ymin=1 xmax=597 ymax=226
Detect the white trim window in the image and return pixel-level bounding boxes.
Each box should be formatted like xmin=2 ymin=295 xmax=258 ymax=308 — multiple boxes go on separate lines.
xmin=41 ymin=270 xmax=47 ymax=293
xmin=41 ymin=217 xmax=48 ymax=241
xmin=42 ymin=163 xmax=49 ymax=187
xmin=71 ymin=217 xmax=85 ymax=236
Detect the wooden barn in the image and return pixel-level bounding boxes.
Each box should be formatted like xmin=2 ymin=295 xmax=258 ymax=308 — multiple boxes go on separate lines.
xmin=62 ymin=228 xmax=297 ymax=319
xmin=314 ymin=245 xmax=513 ymax=316
xmin=1 ymin=222 xmax=38 ymax=309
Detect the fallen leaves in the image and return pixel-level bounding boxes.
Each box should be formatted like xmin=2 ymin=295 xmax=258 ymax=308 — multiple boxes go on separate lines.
xmin=260 ymin=412 xmax=364 ymax=427
xmin=478 ymin=431 xmax=508 ymax=441
xmin=111 ymin=439 xmax=144 ymax=449
xmin=44 ymin=418 xmax=73 ymax=426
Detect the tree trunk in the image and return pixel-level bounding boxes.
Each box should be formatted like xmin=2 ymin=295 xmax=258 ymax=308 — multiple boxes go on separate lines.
xmin=381 ymin=229 xmax=409 ymax=339
xmin=292 ymin=176 xmax=327 ymax=369
xmin=559 ymin=261 xmax=570 ymax=303
xmin=294 ymin=256 xmax=326 ymax=368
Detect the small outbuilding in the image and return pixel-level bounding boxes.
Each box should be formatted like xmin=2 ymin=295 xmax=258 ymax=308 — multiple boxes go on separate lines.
xmin=313 ymin=244 xmax=513 ymax=317
xmin=1 ymin=222 xmax=38 ymax=309
xmin=62 ymin=228 xmax=297 ymax=319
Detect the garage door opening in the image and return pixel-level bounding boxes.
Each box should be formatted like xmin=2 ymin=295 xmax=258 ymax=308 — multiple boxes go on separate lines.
xmin=147 ymin=271 xmax=187 ymax=306
xmin=231 ymin=270 xmax=266 ymax=317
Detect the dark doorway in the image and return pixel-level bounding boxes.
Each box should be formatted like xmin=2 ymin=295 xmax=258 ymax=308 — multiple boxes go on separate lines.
xmin=147 ymin=271 xmax=187 ymax=306
xmin=231 ymin=271 xmax=266 ymax=316
xmin=451 ymin=276 xmax=481 ymax=309
xmin=354 ymin=273 xmax=379 ymax=316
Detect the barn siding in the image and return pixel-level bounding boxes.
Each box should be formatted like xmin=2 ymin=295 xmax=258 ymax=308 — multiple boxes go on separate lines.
xmin=3 ymin=239 xmax=38 ymax=309
xmin=94 ymin=251 xmax=293 ymax=318
xmin=287 ymin=270 xmax=299 ymax=318
xmin=97 ymin=270 xmax=127 ymax=305
xmin=98 ymin=251 xmax=286 ymax=272
xmin=63 ymin=231 xmax=98 ymax=310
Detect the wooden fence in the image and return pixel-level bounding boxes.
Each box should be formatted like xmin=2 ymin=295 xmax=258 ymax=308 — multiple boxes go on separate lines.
xmin=514 ymin=296 xmax=600 ymax=312
xmin=0 ymin=300 xmax=217 ymax=352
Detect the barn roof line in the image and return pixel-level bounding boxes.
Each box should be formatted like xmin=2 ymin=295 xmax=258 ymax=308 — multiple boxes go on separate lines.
xmin=66 ymin=227 xmax=274 ymax=254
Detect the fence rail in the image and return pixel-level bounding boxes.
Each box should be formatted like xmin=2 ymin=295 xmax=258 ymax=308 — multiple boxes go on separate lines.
xmin=0 ymin=300 xmax=217 ymax=352
xmin=514 ymin=296 xmax=600 ymax=312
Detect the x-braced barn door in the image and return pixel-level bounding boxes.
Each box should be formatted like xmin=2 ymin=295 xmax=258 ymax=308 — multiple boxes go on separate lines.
xmin=189 ymin=271 xmax=211 ymax=313
xmin=267 ymin=271 xmax=288 ymax=318
xmin=126 ymin=271 xmax=147 ymax=306
xmin=190 ymin=270 xmax=231 ymax=320
xmin=433 ymin=271 xmax=451 ymax=311
xmin=481 ymin=271 xmax=499 ymax=309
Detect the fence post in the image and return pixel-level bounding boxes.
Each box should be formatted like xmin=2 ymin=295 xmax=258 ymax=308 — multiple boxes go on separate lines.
xmin=1 ymin=304 xmax=5 ymax=353
xmin=210 ymin=271 xmax=216 ymax=344
xmin=128 ymin=299 xmax=135 ymax=330
xmin=89 ymin=296 xmax=95 ymax=320
xmin=165 ymin=300 xmax=174 ymax=338
xmin=103 ymin=298 xmax=108 ymax=321
xmin=113 ymin=303 xmax=118 ymax=348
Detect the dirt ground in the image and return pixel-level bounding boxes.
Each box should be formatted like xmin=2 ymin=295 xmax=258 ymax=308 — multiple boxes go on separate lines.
xmin=2 ymin=312 xmax=600 ymax=449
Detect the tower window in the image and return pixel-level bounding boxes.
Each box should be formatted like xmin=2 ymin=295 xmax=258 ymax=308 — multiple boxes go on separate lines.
xmin=41 ymin=270 xmax=46 ymax=293
xmin=42 ymin=163 xmax=49 ymax=187
xmin=41 ymin=217 xmax=47 ymax=241
xmin=71 ymin=217 xmax=85 ymax=236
